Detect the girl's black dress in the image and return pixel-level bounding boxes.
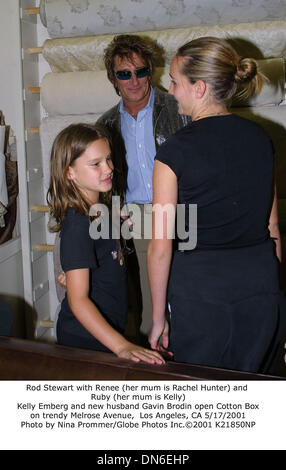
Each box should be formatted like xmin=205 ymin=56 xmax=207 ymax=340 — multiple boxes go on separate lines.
xmin=56 ymin=207 xmax=127 ymax=352
xmin=156 ymin=114 xmax=286 ymax=373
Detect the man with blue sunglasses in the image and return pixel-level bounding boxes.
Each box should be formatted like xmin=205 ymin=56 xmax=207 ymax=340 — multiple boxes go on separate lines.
xmin=97 ymin=34 xmax=190 ymax=345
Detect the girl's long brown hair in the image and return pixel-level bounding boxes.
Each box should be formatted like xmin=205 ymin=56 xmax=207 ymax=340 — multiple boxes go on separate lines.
xmin=47 ymin=122 xmax=113 ymax=232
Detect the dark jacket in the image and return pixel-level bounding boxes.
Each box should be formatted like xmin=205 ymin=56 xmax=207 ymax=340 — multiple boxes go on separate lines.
xmin=97 ymin=87 xmax=190 ymax=199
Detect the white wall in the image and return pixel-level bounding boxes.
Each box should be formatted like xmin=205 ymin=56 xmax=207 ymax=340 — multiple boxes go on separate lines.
xmin=0 ymin=0 xmax=27 ymax=336
xmin=0 ymin=1 xmax=24 ymax=127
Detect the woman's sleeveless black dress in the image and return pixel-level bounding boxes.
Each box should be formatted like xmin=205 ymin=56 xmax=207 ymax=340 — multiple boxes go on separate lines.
xmin=156 ymin=114 xmax=286 ymax=374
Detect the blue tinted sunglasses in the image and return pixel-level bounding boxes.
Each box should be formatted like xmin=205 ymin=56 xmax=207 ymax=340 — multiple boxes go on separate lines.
xmin=115 ymin=66 xmax=150 ymax=80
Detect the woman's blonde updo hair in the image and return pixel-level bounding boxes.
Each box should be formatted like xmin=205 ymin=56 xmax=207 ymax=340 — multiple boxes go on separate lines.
xmin=176 ymin=36 xmax=264 ymax=102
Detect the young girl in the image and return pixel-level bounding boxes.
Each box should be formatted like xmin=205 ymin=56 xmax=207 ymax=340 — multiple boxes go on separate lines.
xmin=47 ymin=122 xmax=164 ymax=364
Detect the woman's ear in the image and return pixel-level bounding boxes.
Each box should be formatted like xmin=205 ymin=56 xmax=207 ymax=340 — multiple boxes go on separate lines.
xmin=194 ymin=80 xmax=207 ymax=99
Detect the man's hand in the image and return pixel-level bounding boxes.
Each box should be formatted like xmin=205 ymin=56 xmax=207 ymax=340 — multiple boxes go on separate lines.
xmin=57 ymin=271 xmax=67 ymax=289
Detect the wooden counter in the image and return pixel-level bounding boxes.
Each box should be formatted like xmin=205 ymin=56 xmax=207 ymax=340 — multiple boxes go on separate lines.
xmin=0 ymin=336 xmax=284 ymax=380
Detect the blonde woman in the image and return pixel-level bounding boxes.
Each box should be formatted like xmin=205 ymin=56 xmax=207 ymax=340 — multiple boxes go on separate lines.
xmin=147 ymin=37 xmax=285 ymax=373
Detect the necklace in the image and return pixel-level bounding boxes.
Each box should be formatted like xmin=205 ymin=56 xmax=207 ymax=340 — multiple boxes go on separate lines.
xmin=193 ymin=111 xmax=230 ymax=121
